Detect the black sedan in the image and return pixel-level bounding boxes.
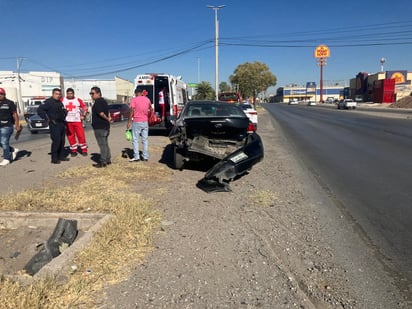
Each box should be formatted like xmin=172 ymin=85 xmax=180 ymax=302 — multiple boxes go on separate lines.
xmin=169 ymin=100 xmax=264 ymax=191
xmin=24 ymin=105 xmax=49 ymax=134
xmin=108 ymin=103 xmax=130 ymax=122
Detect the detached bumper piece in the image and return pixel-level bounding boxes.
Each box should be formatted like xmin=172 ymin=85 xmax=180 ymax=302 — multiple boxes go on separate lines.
xmin=24 ymin=218 xmax=78 ymax=276
xmin=197 ymin=133 xmax=264 ymax=192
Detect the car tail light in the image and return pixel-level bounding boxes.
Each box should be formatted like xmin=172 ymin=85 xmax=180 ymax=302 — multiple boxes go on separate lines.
xmin=247 ymin=122 xmax=256 ymax=133
xmin=248 ymin=111 xmax=257 ymax=115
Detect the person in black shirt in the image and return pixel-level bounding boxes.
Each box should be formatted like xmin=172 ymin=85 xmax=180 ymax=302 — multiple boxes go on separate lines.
xmin=90 ymin=86 xmax=112 ymax=168
xmin=0 ymin=87 xmax=20 ymax=166
xmin=37 ymin=88 xmax=69 ymax=164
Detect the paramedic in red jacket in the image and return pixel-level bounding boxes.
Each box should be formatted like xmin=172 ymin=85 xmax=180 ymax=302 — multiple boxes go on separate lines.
xmin=62 ymin=88 xmax=88 ymax=156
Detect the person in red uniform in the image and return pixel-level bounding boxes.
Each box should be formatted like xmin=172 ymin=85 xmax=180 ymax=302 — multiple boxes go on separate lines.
xmin=62 ymin=88 xmax=88 ymax=156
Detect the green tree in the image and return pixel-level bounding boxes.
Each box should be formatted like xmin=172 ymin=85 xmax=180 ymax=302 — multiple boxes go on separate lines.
xmin=194 ymin=81 xmax=215 ymax=100
xmin=219 ymin=81 xmax=231 ymax=93
xmin=229 ymin=61 xmax=277 ymax=101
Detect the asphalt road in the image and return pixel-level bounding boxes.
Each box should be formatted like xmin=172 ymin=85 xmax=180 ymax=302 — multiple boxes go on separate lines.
xmin=263 ymin=103 xmax=412 ymax=285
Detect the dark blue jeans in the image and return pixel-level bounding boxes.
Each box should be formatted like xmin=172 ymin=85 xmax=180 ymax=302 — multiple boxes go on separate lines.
xmin=0 ymin=126 xmax=13 ymax=161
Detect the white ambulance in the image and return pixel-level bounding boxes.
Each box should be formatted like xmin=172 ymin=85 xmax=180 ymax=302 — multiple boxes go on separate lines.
xmin=134 ymin=73 xmax=188 ymax=126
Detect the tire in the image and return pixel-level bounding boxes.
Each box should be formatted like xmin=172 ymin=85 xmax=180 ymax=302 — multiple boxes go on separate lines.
xmin=173 ymin=145 xmax=185 ymax=170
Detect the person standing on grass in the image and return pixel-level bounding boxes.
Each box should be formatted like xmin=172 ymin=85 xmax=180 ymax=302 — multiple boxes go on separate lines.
xmin=62 ymin=88 xmax=88 ymax=157
xmin=90 ymin=86 xmax=112 ymax=168
xmin=127 ymin=89 xmax=151 ymax=162
xmin=38 ymin=88 xmax=69 ymax=164
xmin=0 ymin=87 xmax=20 ymax=166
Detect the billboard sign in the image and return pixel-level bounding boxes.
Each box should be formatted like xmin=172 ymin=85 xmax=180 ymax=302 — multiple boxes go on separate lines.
xmin=306 ymin=82 xmax=316 ymax=94
xmin=314 ymin=45 xmax=330 ymax=58
xmin=386 ymin=70 xmax=409 ymax=85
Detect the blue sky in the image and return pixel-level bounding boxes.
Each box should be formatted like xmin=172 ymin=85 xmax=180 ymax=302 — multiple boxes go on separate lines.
xmin=1 ymin=0 xmax=411 ymax=94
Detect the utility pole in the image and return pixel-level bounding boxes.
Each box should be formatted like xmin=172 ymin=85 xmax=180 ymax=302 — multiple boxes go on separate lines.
xmin=16 ymin=57 xmax=24 ymax=114
xmin=207 ymin=5 xmax=225 ymax=101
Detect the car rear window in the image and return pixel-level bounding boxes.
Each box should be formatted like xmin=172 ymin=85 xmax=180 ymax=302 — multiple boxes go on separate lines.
xmin=186 ymin=104 xmax=245 ymax=117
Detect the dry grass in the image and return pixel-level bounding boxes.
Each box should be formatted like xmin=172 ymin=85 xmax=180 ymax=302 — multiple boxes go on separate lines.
xmin=0 ymin=158 xmax=170 ymax=308
xmin=249 ymin=190 xmax=279 ymax=208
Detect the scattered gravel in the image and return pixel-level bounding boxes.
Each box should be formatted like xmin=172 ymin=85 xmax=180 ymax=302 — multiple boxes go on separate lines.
xmin=103 ymin=109 xmax=409 ymax=308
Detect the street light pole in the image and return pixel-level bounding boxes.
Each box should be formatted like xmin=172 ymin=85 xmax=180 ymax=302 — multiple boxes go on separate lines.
xmin=207 ymin=5 xmax=225 ymax=101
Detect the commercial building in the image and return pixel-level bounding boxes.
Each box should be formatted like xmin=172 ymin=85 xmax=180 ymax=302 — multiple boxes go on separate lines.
xmin=273 ymin=70 xmax=412 ymax=104
xmin=272 ymin=84 xmax=345 ymax=103
xmin=0 ymin=71 xmax=134 ymax=112
xmin=349 ymin=70 xmax=412 ymax=103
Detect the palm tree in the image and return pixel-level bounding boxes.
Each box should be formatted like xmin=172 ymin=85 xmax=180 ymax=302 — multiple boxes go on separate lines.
xmin=194 ymin=81 xmax=215 ymax=100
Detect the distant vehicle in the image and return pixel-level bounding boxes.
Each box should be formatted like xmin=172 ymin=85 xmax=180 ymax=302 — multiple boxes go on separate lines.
xmin=325 ymin=97 xmax=334 ymax=103
xmin=108 ymin=103 xmax=130 ymax=122
xmin=354 ymin=95 xmax=363 ymax=102
xmin=288 ymin=98 xmax=299 ymax=105
xmin=218 ymin=92 xmax=241 ymax=103
xmin=25 ymin=97 xmax=46 ymax=112
xmin=134 ymin=73 xmax=188 ymax=126
xmin=337 ymin=99 xmax=357 ymax=110
xmin=306 ymin=100 xmax=317 ymax=106
xmin=24 ymin=105 xmax=49 ymax=134
xmin=239 ymin=103 xmax=258 ymax=127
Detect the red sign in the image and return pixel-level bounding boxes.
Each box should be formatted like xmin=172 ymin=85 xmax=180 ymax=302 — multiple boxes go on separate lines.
xmin=314 ymin=45 xmax=330 ymax=58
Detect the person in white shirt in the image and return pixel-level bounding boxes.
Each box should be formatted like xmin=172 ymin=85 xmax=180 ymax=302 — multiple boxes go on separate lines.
xmin=62 ymin=88 xmax=88 ymax=156
xmin=158 ymin=87 xmax=168 ymax=122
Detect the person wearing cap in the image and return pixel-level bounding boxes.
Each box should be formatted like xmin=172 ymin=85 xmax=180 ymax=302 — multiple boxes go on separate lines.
xmin=62 ymin=88 xmax=88 ymax=157
xmin=0 ymin=88 xmax=20 ymax=166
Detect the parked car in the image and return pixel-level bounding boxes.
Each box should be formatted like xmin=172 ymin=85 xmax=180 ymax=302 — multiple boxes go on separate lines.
xmin=24 ymin=105 xmax=39 ymax=120
xmin=108 ymin=103 xmax=130 ymax=122
xmin=169 ymin=100 xmax=264 ymax=191
xmin=218 ymin=92 xmax=241 ymax=103
xmin=337 ymin=99 xmax=357 ymax=110
xmin=24 ymin=105 xmax=49 ymax=134
xmin=288 ymin=98 xmax=299 ymax=105
xmin=307 ymin=100 xmax=317 ymax=106
xmin=238 ymin=103 xmax=258 ymax=128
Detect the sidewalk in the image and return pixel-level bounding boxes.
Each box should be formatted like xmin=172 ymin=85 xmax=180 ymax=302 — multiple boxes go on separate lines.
xmin=1 ymin=123 xmax=170 ymax=194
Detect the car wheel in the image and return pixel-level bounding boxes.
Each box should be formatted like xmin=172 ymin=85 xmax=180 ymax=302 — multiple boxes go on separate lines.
xmin=173 ymin=145 xmax=185 ymax=170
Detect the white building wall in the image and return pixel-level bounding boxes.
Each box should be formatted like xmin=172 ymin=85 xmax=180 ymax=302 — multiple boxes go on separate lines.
xmin=1 ymin=70 xmax=120 ymax=106
xmin=64 ymin=79 xmax=117 ymax=102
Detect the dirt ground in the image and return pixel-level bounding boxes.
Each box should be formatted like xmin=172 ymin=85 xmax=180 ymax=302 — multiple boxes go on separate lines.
xmin=0 ymin=108 xmax=410 ymax=308
xmin=391 ymin=95 xmax=412 ymax=108
xmin=102 ymin=110 xmax=408 ymax=308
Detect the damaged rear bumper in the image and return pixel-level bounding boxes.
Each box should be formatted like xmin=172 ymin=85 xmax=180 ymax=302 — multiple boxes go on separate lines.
xmin=197 ymin=133 xmax=264 ymax=192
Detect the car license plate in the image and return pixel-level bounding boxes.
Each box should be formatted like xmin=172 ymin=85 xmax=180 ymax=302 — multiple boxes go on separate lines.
xmin=35 ymin=123 xmax=42 ymax=127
